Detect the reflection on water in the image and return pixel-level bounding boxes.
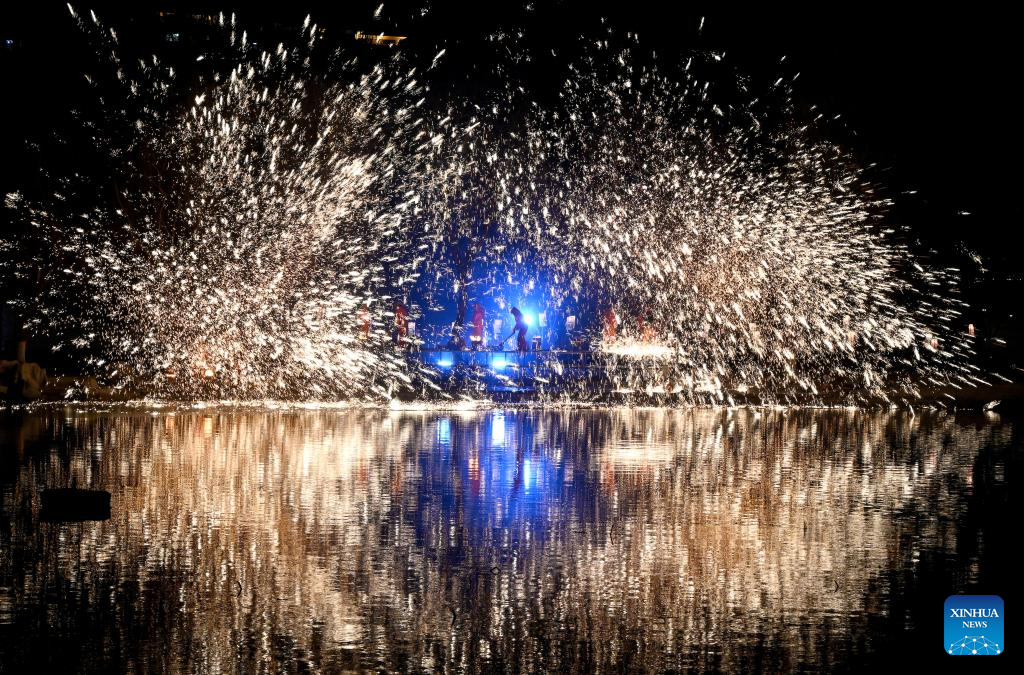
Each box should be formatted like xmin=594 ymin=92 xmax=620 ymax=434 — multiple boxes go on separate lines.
xmin=0 ymin=407 xmax=1014 ymax=672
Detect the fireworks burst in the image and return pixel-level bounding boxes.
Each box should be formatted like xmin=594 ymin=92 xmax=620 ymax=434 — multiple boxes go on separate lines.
xmin=3 ymin=9 xmax=988 ymax=404
xmin=10 ymin=8 xmax=439 ymax=399
xmin=420 ymin=31 xmax=983 ymax=404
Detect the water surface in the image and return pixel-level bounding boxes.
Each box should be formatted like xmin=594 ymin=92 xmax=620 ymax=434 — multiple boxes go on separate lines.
xmin=0 ymin=406 xmax=1015 ymax=672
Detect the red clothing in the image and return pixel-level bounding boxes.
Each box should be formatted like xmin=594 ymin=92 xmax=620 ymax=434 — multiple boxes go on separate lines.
xmin=471 ymin=306 xmax=485 ymax=341
xmin=394 ymin=304 xmax=408 ymax=338
xmin=359 ymin=307 xmax=371 ymax=338
xmin=603 ymin=309 xmax=617 ymax=338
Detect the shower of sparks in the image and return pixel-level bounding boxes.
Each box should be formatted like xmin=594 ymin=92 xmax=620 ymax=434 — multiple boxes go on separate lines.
xmin=601 ymin=338 xmax=674 ymax=359
xmin=9 ymin=9 xmax=442 ymax=399
xmin=4 ymin=10 xmax=986 ymax=404
xmin=423 ymin=31 xmax=983 ymax=405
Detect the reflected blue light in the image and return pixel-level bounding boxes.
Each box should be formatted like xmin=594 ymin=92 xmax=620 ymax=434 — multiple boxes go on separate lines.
xmin=491 ymin=357 xmax=508 ymax=370
xmin=437 ymin=418 xmax=451 ymax=445
xmin=437 ymin=359 xmax=453 ymax=368
xmin=490 ymin=413 xmax=505 ymax=446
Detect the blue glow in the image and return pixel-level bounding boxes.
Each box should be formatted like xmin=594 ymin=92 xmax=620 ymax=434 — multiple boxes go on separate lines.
xmin=436 ymin=359 xmax=453 ymax=368
xmin=491 ymin=357 xmax=508 ymax=369
xmin=490 ymin=413 xmax=505 ymax=446
xmin=437 ymin=418 xmax=451 ymax=446
xmin=523 ymin=314 xmax=534 ymax=326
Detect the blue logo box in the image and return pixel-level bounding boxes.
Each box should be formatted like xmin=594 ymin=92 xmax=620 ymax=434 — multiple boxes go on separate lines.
xmin=945 ymin=595 xmax=1004 ymax=655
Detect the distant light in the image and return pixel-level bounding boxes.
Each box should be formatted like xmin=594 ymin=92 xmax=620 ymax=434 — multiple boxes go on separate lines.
xmin=523 ymin=314 xmax=534 ymax=326
xmin=491 ymin=357 xmax=508 ymax=369
xmin=354 ymin=31 xmax=407 ymax=46
xmin=434 ymin=351 xmax=455 ymax=368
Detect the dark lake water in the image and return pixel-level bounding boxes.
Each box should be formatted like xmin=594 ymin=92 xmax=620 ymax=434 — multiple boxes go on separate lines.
xmin=0 ymin=406 xmax=1016 ymax=673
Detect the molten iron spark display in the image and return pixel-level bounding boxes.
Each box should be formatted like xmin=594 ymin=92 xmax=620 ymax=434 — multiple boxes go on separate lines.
xmin=3 ymin=7 xmax=995 ymax=404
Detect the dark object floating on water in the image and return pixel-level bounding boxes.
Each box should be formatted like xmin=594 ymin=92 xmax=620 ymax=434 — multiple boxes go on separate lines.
xmin=40 ymin=488 xmax=111 ymax=522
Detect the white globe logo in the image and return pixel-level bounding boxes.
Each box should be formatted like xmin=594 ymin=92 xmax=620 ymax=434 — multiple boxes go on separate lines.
xmin=949 ymin=635 xmax=1000 ymax=655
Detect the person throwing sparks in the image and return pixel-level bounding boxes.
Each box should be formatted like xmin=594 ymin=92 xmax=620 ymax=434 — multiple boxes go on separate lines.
xmin=470 ymin=303 xmax=485 ymax=350
xmin=393 ymin=301 xmax=409 ymax=348
xmin=603 ymin=306 xmax=618 ymax=339
xmin=505 ymin=307 xmax=529 ymax=353
xmin=358 ymin=304 xmax=371 ymax=341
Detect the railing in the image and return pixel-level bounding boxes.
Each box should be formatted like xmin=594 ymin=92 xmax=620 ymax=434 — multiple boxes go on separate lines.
xmin=412 ymin=347 xmax=675 ymax=395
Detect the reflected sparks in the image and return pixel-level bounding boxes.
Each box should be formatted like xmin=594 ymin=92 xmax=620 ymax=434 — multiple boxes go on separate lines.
xmin=0 ymin=407 xmax=1011 ymax=671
